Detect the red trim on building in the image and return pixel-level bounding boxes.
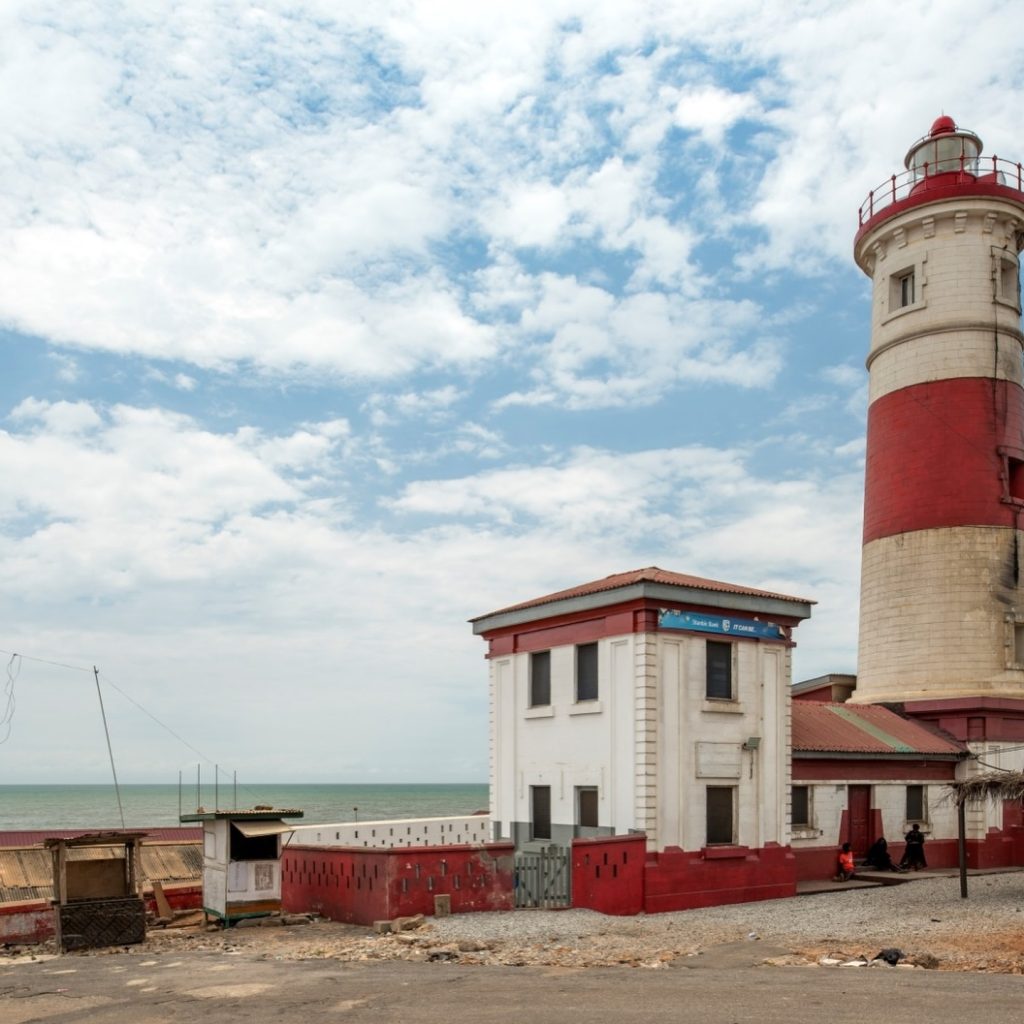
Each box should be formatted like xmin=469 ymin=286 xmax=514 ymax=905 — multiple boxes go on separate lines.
xmin=642 ymin=843 xmax=795 ymax=913
xmin=863 ymin=377 xmax=1024 ymax=544
xmin=855 ymin=177 xmax=1024 ymax=248
xmin=900 ymin=697 xmax=1024 ymax=742
xmin=479 ymin=597 xmax=802 ymax=659
xmin=571 ymin=834 xmax=645 ymax=916
xmin=281 ymin=843 xmax=514 ymax=926
xmin=792 ymin=759 xmax=958 ymax=781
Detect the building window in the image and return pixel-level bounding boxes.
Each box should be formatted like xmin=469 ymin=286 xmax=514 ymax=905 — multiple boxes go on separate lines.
xmin=706 ymin=787 xmax=735 ymax=845
xmin=529 ymin=650 xmax=551 ymax=707
xmin=705 ymin=640 xmax=733 ymax=700
xmin=884 ymin=262 xmax=926 ymax=321
xmin=575 ymin=642 xmax=598 ymax=702
xmin=531 ymin=786 xmax=551 ymax=840
xmin=906 ymin=784 xmax=926 ymax=824
xmin=897 ymin=269 xmax=915 ymax=307
xmin=995 ymin=251 xmax=1021 ymax=310
xmin=791 ymin=786 xmax=811 ymax=828
xmin=576 ymin=787 xmax=598 ymax=828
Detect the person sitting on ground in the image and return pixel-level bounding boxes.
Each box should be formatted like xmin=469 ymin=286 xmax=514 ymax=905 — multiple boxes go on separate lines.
xmin=900 ymin=823 xmax=927 ymax=871
xmin=864 ymin=836 xmax=899 ymax=871
xmin=835 ymin=842 xmax=856 ymax=881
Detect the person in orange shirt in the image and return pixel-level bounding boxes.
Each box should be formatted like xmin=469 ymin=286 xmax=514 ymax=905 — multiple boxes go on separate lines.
xmin=836 ymin=842 xmax=855 ymax=881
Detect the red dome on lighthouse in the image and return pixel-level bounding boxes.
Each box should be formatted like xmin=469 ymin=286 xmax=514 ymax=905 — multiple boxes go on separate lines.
xmin=929 ymin=114 xmax=956 ymax=136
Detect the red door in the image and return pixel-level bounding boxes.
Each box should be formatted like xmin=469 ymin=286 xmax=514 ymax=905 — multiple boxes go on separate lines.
xmin=847 ymin=785 xmax=872 ymax=855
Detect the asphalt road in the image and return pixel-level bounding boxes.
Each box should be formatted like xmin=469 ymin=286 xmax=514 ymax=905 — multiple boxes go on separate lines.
xmin=3 ymin=948 xmax=1024 ymax=1024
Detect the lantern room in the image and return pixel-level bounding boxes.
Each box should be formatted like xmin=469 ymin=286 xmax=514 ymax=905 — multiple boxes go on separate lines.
xmin=904 ymin=115 xmax=982 ymax=182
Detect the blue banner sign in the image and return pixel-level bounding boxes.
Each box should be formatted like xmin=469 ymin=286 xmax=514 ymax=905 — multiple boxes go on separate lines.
xmin=658 ymin=610 xmax=783 ymax=640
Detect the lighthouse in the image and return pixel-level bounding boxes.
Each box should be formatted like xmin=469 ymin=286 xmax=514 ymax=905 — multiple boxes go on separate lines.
xmin=852 ymin=117 xmax=1024 ymax=722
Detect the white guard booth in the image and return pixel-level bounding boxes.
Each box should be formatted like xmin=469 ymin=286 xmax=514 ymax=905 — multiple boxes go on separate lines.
xmin=179 ymin=809 xmax=302 ymax=924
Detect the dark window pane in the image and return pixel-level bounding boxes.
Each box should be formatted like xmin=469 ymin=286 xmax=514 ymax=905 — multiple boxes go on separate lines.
xmin=531 ymin=786 xmax=551 ymax=840
xmin=230 ymin=826 xmax=278 ymax=861
xmin=530 ymin=651 xmax=551 ymax=707
xmin=706 ymin=641 xmax=732 ymax=700
xmin=576 ymin=643 xmax=598 ymax=701
xmin=791 ymin=786 xmax=810 ymax=827
xmin=906 ymin=785 xmax=924 ymax=822
xmin=577 ymin=788 xmax=598 ymax=828
xmin=706 ymin=787 xmax=734 ymax=845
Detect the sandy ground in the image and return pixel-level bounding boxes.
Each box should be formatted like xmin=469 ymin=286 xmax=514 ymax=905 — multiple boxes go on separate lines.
xmin=6 ymin=871 xmax=1024 ymax=974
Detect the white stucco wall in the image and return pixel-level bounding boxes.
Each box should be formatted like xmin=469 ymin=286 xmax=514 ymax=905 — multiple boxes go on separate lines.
xmin=490 ymin=628 xmax=793 ymax=853
xmin=491 ymin=635 xmax=637 ymax=842
xmin=655 ymin=635 xmax=788 ymax=852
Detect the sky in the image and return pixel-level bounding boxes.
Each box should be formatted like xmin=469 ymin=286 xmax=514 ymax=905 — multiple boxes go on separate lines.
xmin=2 ymin=0 xmax=1023 ymax=785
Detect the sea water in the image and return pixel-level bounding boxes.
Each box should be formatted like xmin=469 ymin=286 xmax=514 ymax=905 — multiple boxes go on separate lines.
xmin=0 ymin=782 xmax=489 ymax=831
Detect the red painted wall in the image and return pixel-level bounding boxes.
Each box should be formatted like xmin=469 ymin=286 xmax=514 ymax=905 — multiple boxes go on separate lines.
xmin=282 ymin=843 xmax=515 ymax=926
xmin=0 ymin=885 xmax=202 ymax=945
xmin=481 ymin=598 xmax=801 ymax=659
xmin=0 ymin=902 xmax=54 ymax=944
xmin=901 ymin=697 xmax=1024 ymax=742
xmin=643 ymin=843 xmax=795 ymax=913
xmin=571 ymin=834 xmax=645 ymax=916
xmin=793 ymin=759 xmax=958 ymax=781
xmin=863 ymin=377 xmax=1024 ymax=544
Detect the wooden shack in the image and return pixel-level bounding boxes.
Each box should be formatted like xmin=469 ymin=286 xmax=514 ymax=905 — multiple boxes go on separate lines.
xmin=46 ymin=831 xmax=148 ymax=952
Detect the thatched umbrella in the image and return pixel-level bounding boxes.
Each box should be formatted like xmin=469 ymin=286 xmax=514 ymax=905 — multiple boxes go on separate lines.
xmin=948 ymin=770 xmax=1024 ymax=897
xmin=950 ymin=770 xmax=1024 ymax=806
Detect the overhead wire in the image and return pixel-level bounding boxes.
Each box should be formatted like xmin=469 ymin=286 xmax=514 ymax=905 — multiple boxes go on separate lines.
xmin=0 ymin=645 xmax=270 ymax=806
xmin=1 ymin=653 xmax=20 ymax=744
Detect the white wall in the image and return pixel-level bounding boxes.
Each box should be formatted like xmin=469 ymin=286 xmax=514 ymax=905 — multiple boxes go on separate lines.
xmin=291 ymin=815 xmax=492 ymax=850
xmin=492 ymin=635 xmax=636 ymax=841
xmin=656 ymin=634 xmax=788 ymax=852
xmin=490 ymin=628 xmax=793 ymax=852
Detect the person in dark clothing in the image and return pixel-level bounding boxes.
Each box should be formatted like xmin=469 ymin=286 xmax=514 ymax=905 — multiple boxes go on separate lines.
xmin=901 ymin=823 xmax=927 ymax=870
xmin=864 ymin=836 xmax=899 ymax=871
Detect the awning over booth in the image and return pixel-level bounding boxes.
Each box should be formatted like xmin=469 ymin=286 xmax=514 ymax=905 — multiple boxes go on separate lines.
xmin=231 ymin=820 xmax=295 ymax=838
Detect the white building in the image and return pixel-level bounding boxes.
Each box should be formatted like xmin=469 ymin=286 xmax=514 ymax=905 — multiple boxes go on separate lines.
xmin=471 ymin=567 xmax=813 ymax=909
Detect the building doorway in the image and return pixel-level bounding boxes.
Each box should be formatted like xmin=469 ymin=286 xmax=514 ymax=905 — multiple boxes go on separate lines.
xmin=847 ymin=785 xmax=872 ymax=855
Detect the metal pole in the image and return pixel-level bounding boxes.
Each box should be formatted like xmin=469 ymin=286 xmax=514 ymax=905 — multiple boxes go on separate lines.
xmin=196 ymin=763 xmax=200 ymax=812
xmin=215 ymin=764 xmax=219 ymax=811
xmin=178 ymin=770 xmax=182 ymax=822
xmin=958 ymin=800 xmax=968 ymax=899
xmin=94 ymin=667 xmax=126 ymax=829
xmin=234 ymin=771 xmax=237 ymax=810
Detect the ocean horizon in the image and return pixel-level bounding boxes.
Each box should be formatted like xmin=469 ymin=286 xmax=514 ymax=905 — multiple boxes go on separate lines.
xmin=0 ymin=782 xmax=489 ymax=831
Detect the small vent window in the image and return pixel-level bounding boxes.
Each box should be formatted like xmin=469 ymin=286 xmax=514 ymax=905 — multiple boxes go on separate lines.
xmin=996 ymin=252 xmax=1021 ymax=311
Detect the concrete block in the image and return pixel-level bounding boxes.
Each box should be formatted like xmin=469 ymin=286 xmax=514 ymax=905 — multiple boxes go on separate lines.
xmin=433 ymin=894 xmax=451 ymax=918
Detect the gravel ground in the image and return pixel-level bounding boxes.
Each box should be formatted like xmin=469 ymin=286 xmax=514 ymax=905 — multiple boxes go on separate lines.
xmin=8 ymin=872 xmax=1024 ymax=973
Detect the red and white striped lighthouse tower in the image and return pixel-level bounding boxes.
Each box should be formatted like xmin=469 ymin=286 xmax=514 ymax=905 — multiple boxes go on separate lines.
xmin=852 ymin=117 xmax=1024 ymax=715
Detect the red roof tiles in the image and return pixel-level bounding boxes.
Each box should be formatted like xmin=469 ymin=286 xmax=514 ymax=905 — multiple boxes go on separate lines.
xmin=473 ymin=566 xmax=815 ymax=620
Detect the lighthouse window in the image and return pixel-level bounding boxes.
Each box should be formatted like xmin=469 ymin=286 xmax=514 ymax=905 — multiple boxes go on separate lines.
xmin=995 ymin=253 xmax=1020 ymax=311
xmin=895 ymin=269 xmax=915 ymax=307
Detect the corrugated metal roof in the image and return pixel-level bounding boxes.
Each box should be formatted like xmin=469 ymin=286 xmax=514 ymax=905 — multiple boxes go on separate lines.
xmin=0 ymin=828 xmax=202 ymax=847
xmin=792 ymin=703 xmax=965 ymax=755
xmin=473 ymin=566 xmax=815 ymax=621
xmin=0 ymin=842 xmax=201 ymax=905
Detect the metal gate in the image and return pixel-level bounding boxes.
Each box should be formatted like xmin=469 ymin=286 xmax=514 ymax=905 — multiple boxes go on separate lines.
xmin=514 ymin=846 xmax=571 ymax=908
